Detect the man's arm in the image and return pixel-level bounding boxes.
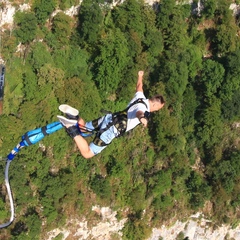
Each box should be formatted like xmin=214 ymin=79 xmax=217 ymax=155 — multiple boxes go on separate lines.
xmin=136 ymin=71 xmax=144 ymax=92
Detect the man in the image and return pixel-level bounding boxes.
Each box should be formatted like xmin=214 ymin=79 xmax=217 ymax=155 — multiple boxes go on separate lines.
xmin=57 ymin=71 xmax=165 ymax=159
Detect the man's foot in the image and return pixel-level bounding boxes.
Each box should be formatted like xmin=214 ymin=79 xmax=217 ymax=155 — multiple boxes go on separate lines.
xmin=57 ymin=115 xmax=77 ymax=128
xmin=59 ymin=104 xmax=79 ymax=120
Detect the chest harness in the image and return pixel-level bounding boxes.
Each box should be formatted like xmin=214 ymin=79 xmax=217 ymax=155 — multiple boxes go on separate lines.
xmin=93 ymin=98 xmax=149 ymax=146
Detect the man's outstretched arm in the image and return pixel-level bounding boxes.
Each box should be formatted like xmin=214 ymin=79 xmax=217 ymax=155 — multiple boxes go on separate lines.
xmin=136 ymin=70 xmax=144 ymax=92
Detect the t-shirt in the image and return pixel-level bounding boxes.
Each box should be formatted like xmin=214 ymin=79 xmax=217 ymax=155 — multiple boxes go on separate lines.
xmin=126 ymin=92 xmax=149 ymax=132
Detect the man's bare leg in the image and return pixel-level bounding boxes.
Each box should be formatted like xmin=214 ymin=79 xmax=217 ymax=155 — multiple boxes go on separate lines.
xmin=73 ymin=135 xmax=95 ymax=159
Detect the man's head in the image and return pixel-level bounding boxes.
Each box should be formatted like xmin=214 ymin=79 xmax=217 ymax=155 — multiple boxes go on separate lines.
xmin=149 ymin=95 xmax=165 ymax=112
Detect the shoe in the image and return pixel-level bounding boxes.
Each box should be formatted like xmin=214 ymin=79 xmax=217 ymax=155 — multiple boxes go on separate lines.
xmin=57 ymin=115 xmax=77 ymax=128
xmin=59 ymin=104 xmax=79 ymax=120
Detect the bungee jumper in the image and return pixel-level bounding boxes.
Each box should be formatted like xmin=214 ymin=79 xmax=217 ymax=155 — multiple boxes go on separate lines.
xmin=0 ymin=70 xmax=165 ymax=228
xmin=57 ymin=70 xmax=165 ymax=158
xmin=6 ymin=70 xmax=165 ymax=161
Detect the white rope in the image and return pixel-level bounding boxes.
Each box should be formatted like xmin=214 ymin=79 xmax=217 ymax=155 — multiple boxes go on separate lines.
xmin=0 ymin=160 xmax=15 ymax=228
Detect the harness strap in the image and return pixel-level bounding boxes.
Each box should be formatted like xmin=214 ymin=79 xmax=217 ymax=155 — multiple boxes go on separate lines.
xmin=93 ymin=98 xmax=148 ymax=146
xmin=41 ymin=126 xmax=48 ymax=136
xmin=113 ymin=98 xmax=148 ymax=136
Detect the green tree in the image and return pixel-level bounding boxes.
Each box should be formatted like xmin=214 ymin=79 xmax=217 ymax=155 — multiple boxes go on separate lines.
xmin=197 ymin=96 xmax=223 ymax=149
xmin=0 ymin=198 xmax=8 ymax=222
xmin=179 ymin=45 xmax=202 ymax=79
xmin=94 ymin=28 xmax=129 ymax=97
xmin=52 ymin=47 xmax=90 ymax=79
xmin=89 ymin=174 xmax=111 ymax=200
xmin=59 ymin=0 xmax=78 ymax=10
xmin=129 ymin=184 xmax=147 ymax=211
xmin=159 ymin=60 xmax=189 ymax=102
xmin=156 ymin=0 xmax=176 ymax=30
xmin=37 ymin=64 xmax=64 ymax=89
xmin=33 ymin=0 xmax=57 ymax=24
xmin=141 ymin=5 xmax=164 ymax=64
xmin=150 ymin=107 xmax=183 ymax=157
xmin=78 ymin=0 xmax=104 ymax=45
xmin=45 ymin=30 xmax=59 ymax=49
xmin=3 ymin=58 xmax=24 ymax=114
xmin=220 ymin=49 xmax=240 ymax=100
xmin=25 ymin=210 xmax=42 ymax=239
xmin=14 ymin=12 xmax=37 ymax=44
xmin=28 ymin=42 xmax=53 ymax=71
xmin=186 ymin=171 xmax=211 ymax=209
xmin=201 ymin=0 xmax=216 ymax=19
xmin=182 ymin=85 xmax=198 ymax=133
xmin=56 ymin=76 xmax=102 ymax=120
xmin=176 ymin=231 xmax=186 ymax=240
xmin=213 ymin=24 xmax=239 ymax=55
xmin=122 ymin=214 xmax=152 ymax=240
xmin=156 ymin=0 xmax=188 ymax=52
xmin=0 ymin=31 xmax=17 ymax=61
xmin=199 ymin=59 xmax=225 ymax=98
xmin=22 ymin=65 xmax=38 ymax=102
xmin=52 ymin=12 xmax=73 ymax=45
xmin=213 ymin=160 xmax=237 ymax=193
xmin=210 ymin=151 xmax=240 ymax=194
xmin=149 ymin=170 xmax=172 ymax=198
xmin=221 ymin=89 xmax=240 ymax=121
xmin=112 ymin=0 xmax=145 ymax=36
xmin=0 ymin=114 xmax=26 ymax=158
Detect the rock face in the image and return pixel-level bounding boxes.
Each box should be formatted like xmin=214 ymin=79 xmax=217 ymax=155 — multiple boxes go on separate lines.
xmin=0 ymin=1 xmax=31 ymax=30
xmin=149 ymin=215 xmax=240 ymax=240
xmin=0 ymin=0 xmax=161 ymax=30
xmin=45 ymin=206 xmax=127 ymax=240
xmin=0 ymin=1 xmax=15 ymax=29
xmin=45 ymin=208 xmax=240 ymax=240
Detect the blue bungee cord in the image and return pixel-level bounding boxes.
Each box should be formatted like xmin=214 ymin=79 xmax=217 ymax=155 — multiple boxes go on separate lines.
xmin=0 ymin=122 xmax=63 ymax=228
xmin=0 ymin=121 xmax=95 ymax=228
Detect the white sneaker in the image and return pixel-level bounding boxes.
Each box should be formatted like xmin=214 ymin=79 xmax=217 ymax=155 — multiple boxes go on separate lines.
xmin=59 ymin=104 xmax=79 ymax=117
xmin=57 ymin=115 xmax=77 ymax=128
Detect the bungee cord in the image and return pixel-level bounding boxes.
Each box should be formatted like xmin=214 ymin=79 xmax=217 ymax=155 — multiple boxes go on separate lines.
xmin=0 ymin=122 xmax=63 ymax=228
xmin=0 ymin=159 xmax=15 ymax=228
xmin=0 ymin=121 xmax=96 ymax=228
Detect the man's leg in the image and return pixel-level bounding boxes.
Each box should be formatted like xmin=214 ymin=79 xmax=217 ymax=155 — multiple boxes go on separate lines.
xmin=73 ymin=135 xmax=95 ymax=159
xmin=57 ymin=116 xmax=95 ymax=159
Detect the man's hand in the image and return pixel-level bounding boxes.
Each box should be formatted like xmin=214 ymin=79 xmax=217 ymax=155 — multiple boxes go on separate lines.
xmin=138 ymin=71 xmax=144 ymax=78
xmin=140 ymin=117 xmax=148 ymax=127
xmin=137 ymin=111 xmax=148 ymax=127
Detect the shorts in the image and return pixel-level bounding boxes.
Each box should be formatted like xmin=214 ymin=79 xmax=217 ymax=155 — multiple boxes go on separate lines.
xmin=86 ymin=114 xmax=119 ymax=155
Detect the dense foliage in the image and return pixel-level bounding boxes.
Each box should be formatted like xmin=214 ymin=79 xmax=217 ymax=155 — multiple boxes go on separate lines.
xmin=0 ymin=0 xmax=240 ymax=239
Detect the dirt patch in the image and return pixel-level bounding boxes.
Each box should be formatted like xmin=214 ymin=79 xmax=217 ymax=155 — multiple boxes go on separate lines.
xmin=197 ymin=19 xmax=215 ymax=31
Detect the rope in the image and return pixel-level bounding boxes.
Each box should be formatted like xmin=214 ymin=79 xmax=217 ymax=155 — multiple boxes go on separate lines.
xmin=0 ymin=121 xmax=99 ymax=229
xmin=0 ymin=160 xmax=14 ymax=228
xmin=78 ymin=124 xmax=96 ymax=137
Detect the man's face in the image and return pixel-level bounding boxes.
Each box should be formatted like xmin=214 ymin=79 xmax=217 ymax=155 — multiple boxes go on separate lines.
xmin=153 ymin=102 xmax=165 ymax=112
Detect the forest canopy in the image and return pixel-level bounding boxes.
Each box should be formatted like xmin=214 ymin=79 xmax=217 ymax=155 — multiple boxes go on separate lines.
xmin=0 ymin=0 xmax=240 ymax=239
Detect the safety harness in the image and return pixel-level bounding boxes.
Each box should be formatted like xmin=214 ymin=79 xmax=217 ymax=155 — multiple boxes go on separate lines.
xmin=93 ymin=98 xmax=149 ymax=146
